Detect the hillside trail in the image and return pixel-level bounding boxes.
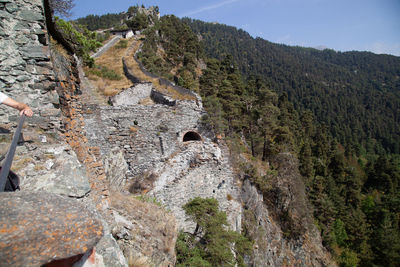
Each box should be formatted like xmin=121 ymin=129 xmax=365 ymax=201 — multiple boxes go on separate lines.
xmin=91 ymin=35 xmax=121 ymax=58
xmin=79 ymin=36 xmax=142 ymax=106
xmin=78 ymin=65 xmax=109 ymax=106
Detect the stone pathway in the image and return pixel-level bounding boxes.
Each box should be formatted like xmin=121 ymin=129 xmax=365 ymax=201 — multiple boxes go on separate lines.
xmin=79 ymin=64 xmax=109 ymax=106
xmin=91 ymin=35 xmax=122 ymax=58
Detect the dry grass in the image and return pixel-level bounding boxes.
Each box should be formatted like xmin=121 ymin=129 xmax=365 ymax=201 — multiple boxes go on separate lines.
xmin=50 ymin=37 xmax=71 ymax=59
xmin=129 ymin=126 xmax=138 ymax=134
xmin=85 ymin=35 xmax=196 ymax=101
xmin=11 ymin=157 xmax=34 ymax=172
xmin=241 ymin=152 xmax=271 ymax=177
xmin=138 ymin=97 xmax=154 ymax=105
xmin=124 ymin=39 xmax=196 ymax=101
xmin=103 ymin=88 xmax=120 ymax=96
xmin=128 ymin=255 xmax=150 ymax=267
xmin=85 ymin=38 xmax=136 ymax=96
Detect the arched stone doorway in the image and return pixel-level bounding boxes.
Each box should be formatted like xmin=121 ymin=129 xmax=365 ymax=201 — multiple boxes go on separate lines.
xmin=183 ymin=131 xmax=202 ymax=142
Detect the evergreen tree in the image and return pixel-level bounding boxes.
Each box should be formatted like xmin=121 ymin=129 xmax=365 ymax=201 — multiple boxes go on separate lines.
xmin=176 ymin=198 xmax=252 ymax=267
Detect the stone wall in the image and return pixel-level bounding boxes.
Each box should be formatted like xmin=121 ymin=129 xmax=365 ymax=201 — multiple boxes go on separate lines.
xmin=83 ymin=97 xmax=242 ymax=232
xmin=83 ymin=100 xmax=205 ymax=179
xmin=0 ymin=1 xmax=128 ymax=266
xmin=0 ymin=0 xmax=57 ymax=124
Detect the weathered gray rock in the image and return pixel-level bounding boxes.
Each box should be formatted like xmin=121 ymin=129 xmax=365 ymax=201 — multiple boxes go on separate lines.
xmin=20 ymin=45 xmax=49 ymax=60
xmin=150 ymin=89 xmax=176 ymax=106
xmin=0 ymin=10 xmax=12 ymax=19
xmin=104 ymin=147 xmax=129 ymax=192
xmin=0 ymin=28 xmax=7 ymax=37
xmin=110 ymin=193 xmax=177 ymax=267
xmin=241 ymin=167 xmax=335 ymax=266
xmin=111 ymin=83 xmax=152 ymax=106
xmin=20 ymin=145 xmax=91 ymax=198
xmin=0 ymin=191 xmax=104 ymax=266
xmin=0 ymin=0 xmax=54 ymax=124
xmin=5 ymin=3 xmax=18 ymax=13
xmin=18 ymin=9 xmax=44 ymax=21
xmin=95 ymin=234 xmax=129 ymax=267
xmin=148 ymin=141 xmax=242 ymax=232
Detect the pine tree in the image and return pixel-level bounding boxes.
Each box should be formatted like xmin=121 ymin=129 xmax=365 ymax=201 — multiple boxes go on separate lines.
xmin=176 ymin=198 xmax=252 ymax=266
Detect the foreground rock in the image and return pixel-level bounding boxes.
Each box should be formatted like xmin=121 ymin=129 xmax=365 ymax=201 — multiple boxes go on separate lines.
xmin=110 ymin=193 xmax=177 ymax=266
xmin=0 ymin=191 xmax=104 ymax=266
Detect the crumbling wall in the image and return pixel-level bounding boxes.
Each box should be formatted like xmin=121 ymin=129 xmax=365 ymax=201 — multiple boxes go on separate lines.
xmin=83 ymin=99 xmax=242 ymax=232
xmin=83 ymin=100 xmax=204 ymax=178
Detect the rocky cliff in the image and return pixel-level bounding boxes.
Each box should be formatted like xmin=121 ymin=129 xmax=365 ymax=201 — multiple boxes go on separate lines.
xmin=0 ymin=1 xmax=173 ymax=266
xmin=0 ymin=1 xmax=334 ymax=266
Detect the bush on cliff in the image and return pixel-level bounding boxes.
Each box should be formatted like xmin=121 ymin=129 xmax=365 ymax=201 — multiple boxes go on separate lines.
xmin=176 ymin=197 xmax=252 ymax=267
xmin=55 ymin=18 xmax=102 ymax=66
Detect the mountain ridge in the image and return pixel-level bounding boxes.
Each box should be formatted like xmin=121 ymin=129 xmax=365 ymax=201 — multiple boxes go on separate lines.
xmin=183 ymin=18 xmax=400 ymax=155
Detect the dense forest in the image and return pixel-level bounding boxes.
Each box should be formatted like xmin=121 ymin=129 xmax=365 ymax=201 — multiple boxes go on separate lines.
xmin=184 ymin=18 xmax=400 ymax=156
xmin=135 ymin=14 xmax=400 ymax=266
xmin=72 ymin=8 xmax=400 ymax=266
xmin=74 ymin=5 xmax=159 ymax=32
xmin=137 ymin=15 xmax=204 ymax=91
xmin=75 ymin=13 xmax=126 ymax=31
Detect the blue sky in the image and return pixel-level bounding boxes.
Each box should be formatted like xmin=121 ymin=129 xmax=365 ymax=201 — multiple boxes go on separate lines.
xmin=71 ymin=0 xmax=400 ymax=56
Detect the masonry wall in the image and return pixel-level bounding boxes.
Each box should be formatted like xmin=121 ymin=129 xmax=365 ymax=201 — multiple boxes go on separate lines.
xmin=83 ymin=100 xmax=205 ymax=178
xmin=0 ymin=2 xmax=129 ymax=265
xmin=0 ymin=0 xmax=59 ymax=124
xmin=83 ymin=99 xmax=242 ymax=232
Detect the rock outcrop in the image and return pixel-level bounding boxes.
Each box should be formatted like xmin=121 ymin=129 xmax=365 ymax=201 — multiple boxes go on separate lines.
xmin=0 ymin=191 xmax=103 ymax=266
xmin=110 ymin=193 xmax=177 ymax=266
xmin=110 ymin=83 xmax=152 ymax=106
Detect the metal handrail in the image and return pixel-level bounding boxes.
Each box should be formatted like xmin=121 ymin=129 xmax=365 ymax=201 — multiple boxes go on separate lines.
xmin=0 ymin=115 xmax=25 ymax=192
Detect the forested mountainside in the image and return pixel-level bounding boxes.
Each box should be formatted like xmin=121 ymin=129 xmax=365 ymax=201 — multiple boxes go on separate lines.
xmin=75 ymin=13 xmax=126 ymax=31
xmin=132 ymin=15 xmax=400 ymax=266
xmin=184 ymin=18 xmax=400 ymax=156
xmin=70 ymin=8 xmax=400 ymax=266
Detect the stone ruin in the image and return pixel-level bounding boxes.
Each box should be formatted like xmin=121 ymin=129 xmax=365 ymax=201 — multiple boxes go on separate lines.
xmin=83 ymin=92 xmax=243 ymax=233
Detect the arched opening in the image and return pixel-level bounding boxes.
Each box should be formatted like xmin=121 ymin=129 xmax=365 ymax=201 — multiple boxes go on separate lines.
xmin=183 ymin=131 xmax=202 ymax=142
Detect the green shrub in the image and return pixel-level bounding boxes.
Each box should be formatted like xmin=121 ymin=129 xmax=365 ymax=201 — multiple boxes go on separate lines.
xmin=338 ymin=248 xmax=360 ymax=267
xmin=115 ymin=39 xmax=128 ymax=49
xmin=176 ymin=197 xmax=253 ymax=267
xmin=134 ymin=195 xmax=162 ymax=207
xmin=86 ymin=65 xmax=122 ymax=80
xmin=55 ymin=18 xmax=102 ymax=66
xmin=126 ymin=12 xmax=149 ymax=31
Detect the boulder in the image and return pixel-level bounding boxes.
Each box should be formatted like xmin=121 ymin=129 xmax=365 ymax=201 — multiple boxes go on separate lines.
xmin=21 ymin=146 xmax=91 ymax=198
xmin=110 ymin=193 xmax=177 ymax=267
xmin=111 ymin=83 xmax=152 ymax=106
xmin=0 ymin=191 xmax=104 ymax=266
